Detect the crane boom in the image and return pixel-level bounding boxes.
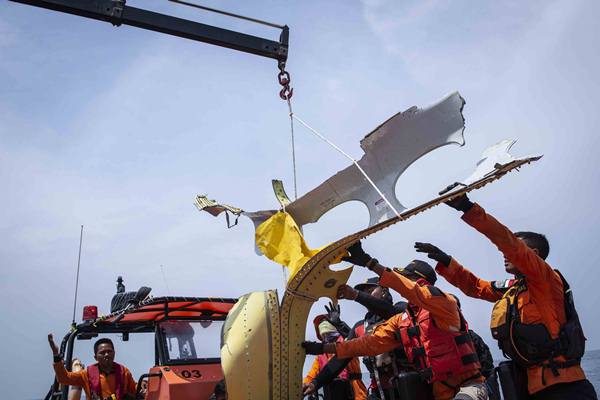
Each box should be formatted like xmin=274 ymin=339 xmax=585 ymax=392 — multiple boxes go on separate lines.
xmin=9 ymin=0 xmax=289 ymax=63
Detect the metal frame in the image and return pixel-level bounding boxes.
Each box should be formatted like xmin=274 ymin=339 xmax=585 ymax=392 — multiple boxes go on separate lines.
xmin=9 ymin=0 xmax=288 ymax=63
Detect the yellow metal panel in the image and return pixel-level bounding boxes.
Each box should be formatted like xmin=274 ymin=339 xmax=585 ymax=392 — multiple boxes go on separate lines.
xmin=221 ymin=291 xmax=280 ymax=400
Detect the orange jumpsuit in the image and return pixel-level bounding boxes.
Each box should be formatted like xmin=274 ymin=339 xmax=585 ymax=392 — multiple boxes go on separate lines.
xmin=334 ymin=269 xmax=484 ymax=400
xmin=435 ymin=203 xmax=586 ymax=394
xmin=53 ymin=361 xmax=137 ymax=399
xmin=304 ymin=354 xmax=368 ymax=400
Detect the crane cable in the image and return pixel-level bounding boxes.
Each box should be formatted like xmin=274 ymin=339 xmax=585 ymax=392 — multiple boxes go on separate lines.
xmin=278 ymin=62 xmax=297 ymax=201
xmin=277 ymin=66 xmax=402 ymax=220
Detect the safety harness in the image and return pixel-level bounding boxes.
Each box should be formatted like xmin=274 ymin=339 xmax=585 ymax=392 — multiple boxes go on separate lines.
xmin=490 ymin=271 xmax=585 ymax=385
xmin=397 ymin=287 xmax=482 ymax=387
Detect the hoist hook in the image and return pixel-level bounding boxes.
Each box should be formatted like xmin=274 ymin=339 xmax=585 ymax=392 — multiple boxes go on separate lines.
xmin=277 ymin=61 xmax=293 ymax=100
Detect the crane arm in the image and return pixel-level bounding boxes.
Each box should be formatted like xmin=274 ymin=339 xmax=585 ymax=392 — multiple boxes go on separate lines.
xmin=9 ymin=0 xmax=288 ymax=63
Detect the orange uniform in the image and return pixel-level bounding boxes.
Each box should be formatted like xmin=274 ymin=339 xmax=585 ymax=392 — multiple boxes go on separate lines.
xmin=435 ymin=203 xmax=586 ymax=394
xmin=53 ymin=361 xmax=137 ymax=399
xmin=335 ymin=269 xmax=483 ymax=400
xmin=304 ymin=355 xmax=368 ymax=400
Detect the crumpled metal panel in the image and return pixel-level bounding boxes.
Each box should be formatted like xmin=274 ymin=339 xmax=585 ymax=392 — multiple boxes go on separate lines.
xmin=285 ymin=91 xmax=466 ymax=228
xmin=461 ymin=139 xmax=533 ymax=185
xmin=196 ymin=92 xmax=466 ymax=237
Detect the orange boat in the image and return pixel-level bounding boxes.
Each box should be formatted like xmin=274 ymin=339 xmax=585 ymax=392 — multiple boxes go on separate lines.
xmin=45 ymin=283 xmax=236 ymax=400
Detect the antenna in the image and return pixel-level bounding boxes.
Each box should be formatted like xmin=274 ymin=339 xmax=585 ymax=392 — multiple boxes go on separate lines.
xmin=160 ymin=264 xmax=172 ymax=296
xmin=71 ymin=225 xmax=84 ymax=327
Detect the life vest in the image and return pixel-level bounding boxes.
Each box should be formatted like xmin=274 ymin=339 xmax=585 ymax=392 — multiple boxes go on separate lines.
xmin=87 ymin=363 xmax=125 ymax=400
xmin=398 ymin=302 xmax=481 ymax=383
xmin=489 ymin=271 xmax=585 ymax=378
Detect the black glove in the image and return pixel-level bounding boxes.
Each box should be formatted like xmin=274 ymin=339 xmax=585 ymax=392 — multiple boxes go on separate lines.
xmin=302 ymin=341 xmax=325 ymax=355
xmin=324 ymin=302 xmax=351 ymax=337
xmin=325 ymin=302 xmax=341 ymax=325
xmin=414 ymin=242 xmax=451 ymax=266
xmin=445 ymin=194 xmax=474 ymax=212
xmin=342 ymin=241 xmax=374 ymax=267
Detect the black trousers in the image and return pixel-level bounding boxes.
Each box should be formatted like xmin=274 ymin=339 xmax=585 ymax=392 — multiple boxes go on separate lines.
xmin=531 ymin=379 xmax=597 ymax=400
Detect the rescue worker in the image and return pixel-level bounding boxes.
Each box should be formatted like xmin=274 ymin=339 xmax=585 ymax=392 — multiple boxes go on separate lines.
xmin=304 ymin=278 xmax=409 ymax=399
xmin=414 ymin=193 xmax=597 ymax=399
xmin=302 ymin=242 xmax=488 ymax=400
xmin=450 ymin=295 xmax=500 ymax=400
xmin=303 ymin=316 xmax=368 ymax=400
xmin=48 ymin=334 xmax=139 ymax=400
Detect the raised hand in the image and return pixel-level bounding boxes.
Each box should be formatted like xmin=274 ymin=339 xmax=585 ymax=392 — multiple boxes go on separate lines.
xmin=324 ymin=301 xmax=342 ymax=325
xmin=48 ymin=333 xmax=59 ymax=356
xmin=336 ymin=284 xmax=358 ymax=300
xmin=414 ymin=242 xmax=451 ymax=266
xmin=341 ymin=241 xmax=373 ymax=267
xmin=445 ymin=194 xmax=474 ymax=212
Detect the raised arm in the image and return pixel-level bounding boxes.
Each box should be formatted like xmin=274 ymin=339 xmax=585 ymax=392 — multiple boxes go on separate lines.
xmin=48 ymin=334 xmax=87 ymax=387
xmin=324 ymin=301 xmax=352 ymax=338
xmin=336 ymin=284 xmax=400 ymax=320
xmin=340 ymin=241 xmax=460 ymax=331
xmin=415 ymin=242 xmax=501 ymax=303
xmin=334 ymin=314 xmax=403 ymax=359
xmin=436 ymin=258 xmax=503 ymax=302
xmin=378 ymin=269 xmax=461 ymax=331
xmin=355 ymin=290 xmax=400 ymax=319
xmin=455 ymin=198 xmax=555 ymax=283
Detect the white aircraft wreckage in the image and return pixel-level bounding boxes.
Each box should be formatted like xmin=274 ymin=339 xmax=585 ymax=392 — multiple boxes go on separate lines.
xmin=196 ymin=92 xmax=541 ymax=400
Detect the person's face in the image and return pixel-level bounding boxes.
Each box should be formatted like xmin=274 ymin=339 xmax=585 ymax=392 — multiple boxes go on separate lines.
xmin=94 ymin=343 xmax=115 ymax=369
xmin=369 ymin=285 xmax=389 ymax=300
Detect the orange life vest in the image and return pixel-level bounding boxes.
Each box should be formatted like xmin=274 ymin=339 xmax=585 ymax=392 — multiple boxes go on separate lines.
xmin=87 ymin=363 xmax=125 ymax=400
xmin=399 ymin=305 xmax=481 ymax=383
xmin=489 ymin=272 xmax=585 ymax=379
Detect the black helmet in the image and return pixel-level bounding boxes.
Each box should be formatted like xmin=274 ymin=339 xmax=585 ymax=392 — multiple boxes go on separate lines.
xmin=396 ymin=260 xmax=437 ymax=285
xmin=354 ymin=277 xmax=380 ymax=292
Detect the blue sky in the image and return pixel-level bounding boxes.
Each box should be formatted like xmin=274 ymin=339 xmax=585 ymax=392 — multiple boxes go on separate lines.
xmin=1 ymin=1 xmax=599 ymax=398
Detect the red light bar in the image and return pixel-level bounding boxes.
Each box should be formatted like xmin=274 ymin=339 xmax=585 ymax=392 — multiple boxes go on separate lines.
xmin=83 ymin=305 xmax=98 ymax=321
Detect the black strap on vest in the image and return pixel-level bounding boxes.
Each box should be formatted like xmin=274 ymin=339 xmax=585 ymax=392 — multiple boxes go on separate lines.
xmin=540 ymin=358 xmax=581 ymax=385
xmin=460 ymin=353 xmax=479 ymax=365
xmin=454 ymin=333 xmax=471 ymax=345
xmin=407 ymin=326 xmax=420 ymax=338
xmin=413 ymin=347 xmax=426 ymax=357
